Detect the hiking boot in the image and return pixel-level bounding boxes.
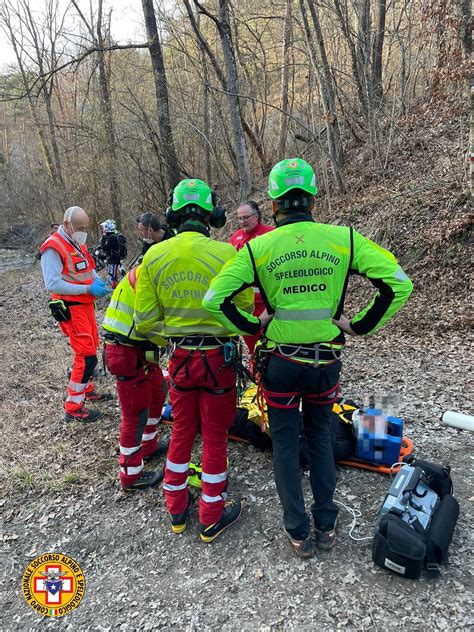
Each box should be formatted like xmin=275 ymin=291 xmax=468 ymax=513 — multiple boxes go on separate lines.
xmin=85 ymin=390 xmax=113 ymax=402
xmin=315 ymin=519 xmax=337 ymax=550
xmin=200 ymin=497 xmax=242 ymax=543
xmin=143 ymin=438 xmax=170 ymax=463
xmin=122 ymin=469 xmax=163 ymax=492
xmin=64 ymin=406 xmax=103 ymax=423
xmin=169 ymin=490 xmax=194 ymax=534
xmin=284 ymin=529 xmax=316 ymax=560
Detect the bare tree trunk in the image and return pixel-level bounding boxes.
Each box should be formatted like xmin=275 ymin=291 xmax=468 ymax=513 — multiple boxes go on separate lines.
xmin=183 ymin=0 xmax=268 ymax=178
xmin=301 ymin=0 xmax=346 ymax=193
xmin=43 ymin=89 xmax=64 ymax=184
xmin=200 ymin=18 xmax=212 ymax=184
xmin=213 ymin=98 xmax=239 ymax=173
xmin=71 ymin=0 xmax=122 ymax=228
xmin=190 ymin=0 xmax=251 ymax=198
xmin=95 ymin=3 xmax=121 ymax=229
xmin=189 ymin=11 xmax=212 ymax=183
xmin=1 ymin=8 xmax=61 ymax=216
xmin=458 ymin=0 xmax=472 ymax=56
xmin=356 ymin=0 xmax=372 ymax=91
xmin=96 ymin=34 xmax=121 ymax=228
xmin=278 ymin=0 xmax=293 ymax=157
xmin=230 ymin=16 xmax=269 ymax=173
xmin=141 ymin=0 xmax=181 ymax=191
xmin=333 ymin=0 xmax=369 ymax=118
xmin=21 ymin=0 xmax=65 ymax=192
xmin=218 ymin=0 xmax=251 ymax=200
xmin=372 ymin=0 xmax=387 ymax=103
xmin=356 ymin=0 xmax=378 ymax=155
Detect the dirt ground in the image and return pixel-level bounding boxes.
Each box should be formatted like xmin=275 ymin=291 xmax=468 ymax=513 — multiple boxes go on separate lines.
xmin=0 ymin=263 xmax=473 ymax=631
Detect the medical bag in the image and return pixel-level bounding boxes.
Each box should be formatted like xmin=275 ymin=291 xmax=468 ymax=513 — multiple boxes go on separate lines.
xmin=372 ymin=458 xmax=459 ymax=579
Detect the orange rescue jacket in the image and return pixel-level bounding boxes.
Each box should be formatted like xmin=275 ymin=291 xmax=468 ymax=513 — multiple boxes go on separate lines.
xmin=40 ymin=231 xmax=96 ymax=303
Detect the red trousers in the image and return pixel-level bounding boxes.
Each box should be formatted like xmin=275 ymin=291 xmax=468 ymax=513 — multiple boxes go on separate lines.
xmin=105 ymin=343 xmax=166 ymax=487
xmin=59 ymin=303 xmax=98 ymax=413
xmin=163 ymin=347 xmax=236 ymax=525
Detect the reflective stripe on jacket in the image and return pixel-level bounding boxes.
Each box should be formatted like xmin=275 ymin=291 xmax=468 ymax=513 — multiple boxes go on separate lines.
xmin=134 ymin=231 xmax=254 ymax=339
xmin=103 ymin=267 xmax=166 ymax=346
xmin=203 ymin=220 xmax=413 ymax=343
xmin=40 ymin=231 xmax=95 ymax=303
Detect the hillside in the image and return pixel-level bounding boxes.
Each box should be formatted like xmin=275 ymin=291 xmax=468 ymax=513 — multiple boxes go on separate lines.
xmin=0 ymin=100 xmax=472 ymax=629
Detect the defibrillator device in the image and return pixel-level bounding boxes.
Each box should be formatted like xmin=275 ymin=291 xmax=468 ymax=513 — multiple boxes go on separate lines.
xmin=373 ymin=458 xmax=459 ymax=579
xmin=374 ymin=465 xmax=439 ymax=531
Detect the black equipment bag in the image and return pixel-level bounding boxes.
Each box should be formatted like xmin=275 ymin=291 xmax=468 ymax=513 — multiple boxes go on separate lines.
xmin=117 ymin=233 xmax=127 ymax=260
xmin=373 ymin=514 xmax=426 ymax=579
xmin=329 ymin=405 xmax=357 ymax=461
xmin=402 ymin=455 xmax=453 ymax=497
xmin=372 ymin=459 xmax=459 ymax=579
xmin=101 ymin=232 xmax=127 ymax=261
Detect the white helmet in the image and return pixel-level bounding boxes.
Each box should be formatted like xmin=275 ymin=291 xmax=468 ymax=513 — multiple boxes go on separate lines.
xmin=100 ymin=219 xmax=116 ymax=234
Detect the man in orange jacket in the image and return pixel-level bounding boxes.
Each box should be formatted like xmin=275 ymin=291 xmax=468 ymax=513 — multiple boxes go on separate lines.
xmin=40 ymin=206 xmax=112 ymax=422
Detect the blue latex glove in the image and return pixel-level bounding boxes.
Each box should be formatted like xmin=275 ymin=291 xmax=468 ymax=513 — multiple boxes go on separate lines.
xmin=88 ymin=277 xmax=112 ymax=297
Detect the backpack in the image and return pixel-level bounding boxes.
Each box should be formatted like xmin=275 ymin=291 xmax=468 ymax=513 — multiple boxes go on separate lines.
xmin=101 ymin=232 xmax=127 ymax=261
xmin=117 ymin=233 xmax=127 ymax=259
xmin=372 ymin=458 xmax=459 ymax=579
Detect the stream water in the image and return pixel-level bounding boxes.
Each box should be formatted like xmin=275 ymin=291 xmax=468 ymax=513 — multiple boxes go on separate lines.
xmin=0 ymin=247 xmax=36 ymax=272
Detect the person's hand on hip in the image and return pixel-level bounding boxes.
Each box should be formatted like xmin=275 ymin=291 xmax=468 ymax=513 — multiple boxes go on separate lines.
xmin=332 ymin=314 xmax=356 ymax=335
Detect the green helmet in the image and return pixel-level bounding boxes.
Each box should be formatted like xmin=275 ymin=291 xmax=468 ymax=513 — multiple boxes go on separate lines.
xmin=267 ymin=158 xmax=318 ymax=199
xmin=172 ymin=179 xmax=213 ymax=212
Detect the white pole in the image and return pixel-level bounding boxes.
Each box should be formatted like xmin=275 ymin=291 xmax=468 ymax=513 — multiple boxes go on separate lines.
xmin=441 ymin=411 xmax=474 ymax=432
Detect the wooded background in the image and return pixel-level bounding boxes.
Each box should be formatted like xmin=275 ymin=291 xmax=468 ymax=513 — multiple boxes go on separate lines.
xmin=0 ymin=0 xmax=471 ymax=239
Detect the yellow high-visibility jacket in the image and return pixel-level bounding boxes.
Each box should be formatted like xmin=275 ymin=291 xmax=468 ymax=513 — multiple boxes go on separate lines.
xmin=103 ymin=266 xmax=166 ymax=347
xmin=134 ymin=231 xmax=253 ymax=339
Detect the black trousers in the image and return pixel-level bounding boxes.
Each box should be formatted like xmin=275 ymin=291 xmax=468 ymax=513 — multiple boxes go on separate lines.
xmin=262 ymin=354 xmax=341 ymax=540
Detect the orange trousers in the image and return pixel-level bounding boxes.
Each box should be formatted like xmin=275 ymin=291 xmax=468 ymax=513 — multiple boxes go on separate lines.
xmin=59 ymin=303 xmax=98 ymax=413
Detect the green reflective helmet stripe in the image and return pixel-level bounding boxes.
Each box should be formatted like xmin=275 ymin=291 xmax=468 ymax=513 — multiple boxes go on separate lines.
xmin=268 ymin=158 xmax=318 ymax=199
xmin=172 ymin=179 xmax=213 ymax=212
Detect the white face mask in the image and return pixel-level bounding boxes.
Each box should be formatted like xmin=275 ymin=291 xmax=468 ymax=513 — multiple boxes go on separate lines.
xmin=71 ymin=231 xmax=87 ymax=245
xmin=142 ymin=237 xmax=154 ymax=244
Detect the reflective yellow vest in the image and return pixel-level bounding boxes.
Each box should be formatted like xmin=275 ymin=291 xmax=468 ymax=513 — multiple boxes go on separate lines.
xmin=134 ymin=231 xmax=253 ymax=338
xmin=103 ymin=267 xmax=166 ymax=346
xmin=203 ymin=220 xmax=413 ymax=343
